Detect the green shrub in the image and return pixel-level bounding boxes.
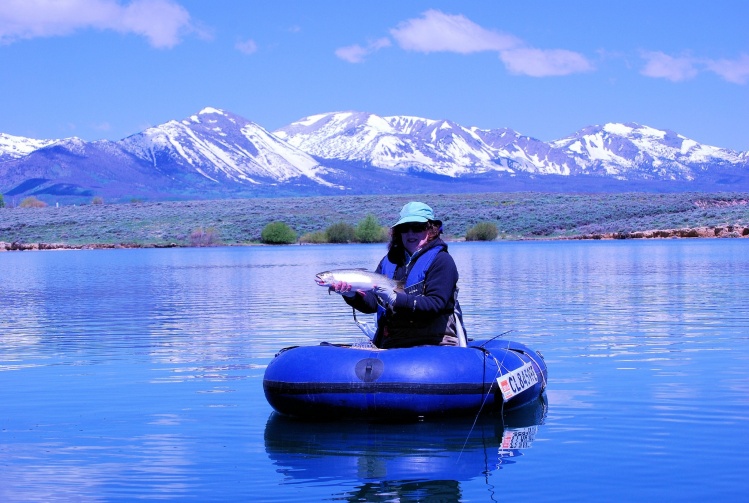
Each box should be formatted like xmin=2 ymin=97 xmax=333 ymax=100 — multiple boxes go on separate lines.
xmin=465 ymin=221 xmax=499 ymax=241
xmin=19 ymin=196 xmax=47 ymax=208
xmin=355 ymin=214 xmax=388 ymax=243
xmin=325 ymin=222 xmax=356 ymax=243
xmin=92 ymin=196 xmax=104 ymax=205
xmin=261 ymin=221 xmax=297 ymax=244
xmin=300 ymin=231 xmax=328 ymax=244
xmin=0 ymin=194 xmax=4 ymax=208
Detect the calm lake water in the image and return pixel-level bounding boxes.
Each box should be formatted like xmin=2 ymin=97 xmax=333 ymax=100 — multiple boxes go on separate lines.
xmin=2 ymin=240 xmax=748 ymax=502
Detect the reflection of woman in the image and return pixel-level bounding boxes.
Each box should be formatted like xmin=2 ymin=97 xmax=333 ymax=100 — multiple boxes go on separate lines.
xmin=334 ymin=202 xmax=464 ymax=349
xmin=344 ymin=480 xmax=461 ymax=503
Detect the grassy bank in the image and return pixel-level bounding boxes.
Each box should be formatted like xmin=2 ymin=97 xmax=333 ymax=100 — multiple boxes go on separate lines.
xmin=1 ymin=192 xmax=749 ymax=248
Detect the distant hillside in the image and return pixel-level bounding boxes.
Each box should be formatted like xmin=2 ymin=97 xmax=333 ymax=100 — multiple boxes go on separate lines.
xmin=1 ymin=192 xmax=748 ymax=248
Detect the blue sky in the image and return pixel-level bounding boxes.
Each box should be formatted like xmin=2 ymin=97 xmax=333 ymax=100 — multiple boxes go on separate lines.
xmin=1 ymin=0 xmax=747 ymax=151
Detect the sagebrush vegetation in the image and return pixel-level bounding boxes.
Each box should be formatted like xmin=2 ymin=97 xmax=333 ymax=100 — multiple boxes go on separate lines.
xmin=465 ymin=222 xmax=499 ymax=241
xmin=1 ymin=192 xmax=748 ymax=247
xmin=260 ymin=221 xmax=298 ymax=244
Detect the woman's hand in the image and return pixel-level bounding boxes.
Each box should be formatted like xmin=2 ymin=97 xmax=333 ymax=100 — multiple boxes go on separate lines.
xmin=330 ymin=281 xmax=357 ymax=297
xmin=373 ymin=285 xmax=397 ymax=308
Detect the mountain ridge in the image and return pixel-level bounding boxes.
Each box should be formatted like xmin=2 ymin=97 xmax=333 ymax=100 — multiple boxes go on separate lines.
xmin=1 ymin=107 xmax=747 ymax=203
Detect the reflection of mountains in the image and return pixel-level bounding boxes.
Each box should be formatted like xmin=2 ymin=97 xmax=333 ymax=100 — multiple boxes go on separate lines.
xmin=265 ymin=395 xmax=547 ymax=500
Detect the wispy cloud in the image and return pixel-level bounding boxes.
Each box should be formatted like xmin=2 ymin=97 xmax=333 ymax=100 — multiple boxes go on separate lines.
xmin=0 ymin=0 xmax=196 ymax=48
xmin=500 ymin=48 xmax=593 ymax=77
xmin=389 ymin=9 xmax=519 ymax=54
xmin=335 ymin=37 xmax=391 ymax=63
xmin=641 ymin=51 xmax=749 ymax=85
xmin=235 ymin=38 xmax=258 ymax=55
xmin=704 ymin=54 xmax=749 ymax=85
xmin=336 ymin=9 xmax=593 ymax=77
xmin=640 ymin=52 xmax=699 ymax=82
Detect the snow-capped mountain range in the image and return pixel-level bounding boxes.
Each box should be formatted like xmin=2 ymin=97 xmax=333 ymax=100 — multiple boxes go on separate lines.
xmin=120 ymin=108 xmax=339 ymax=188
xmin=275 ymin=111 xmax=746 ymax=181
xmin=1 ymin=107 xmax=747 ymax=202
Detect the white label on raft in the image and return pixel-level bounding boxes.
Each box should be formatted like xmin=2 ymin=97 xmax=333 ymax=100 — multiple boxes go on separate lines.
xmin=497 ymin=362 xmax=538 ymax=401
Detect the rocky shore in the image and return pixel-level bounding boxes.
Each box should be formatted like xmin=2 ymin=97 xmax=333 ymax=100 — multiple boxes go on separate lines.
xmin=572 ymin=225 xmax=749 ymax=240
xmin=0 ymin=241 xmax=179 ymax=251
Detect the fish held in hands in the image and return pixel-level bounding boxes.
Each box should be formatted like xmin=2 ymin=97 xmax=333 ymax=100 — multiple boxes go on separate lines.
xmin=315 ymin=268 xmax=401 ymax=294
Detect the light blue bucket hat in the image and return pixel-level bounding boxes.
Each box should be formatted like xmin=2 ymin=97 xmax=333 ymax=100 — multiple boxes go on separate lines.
xmin=392 ymin=202 xmax=442 ymax=228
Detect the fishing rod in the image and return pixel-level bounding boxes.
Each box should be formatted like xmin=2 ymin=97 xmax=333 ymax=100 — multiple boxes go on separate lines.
xmin=478 ymin=330 xmax=514 ymax=348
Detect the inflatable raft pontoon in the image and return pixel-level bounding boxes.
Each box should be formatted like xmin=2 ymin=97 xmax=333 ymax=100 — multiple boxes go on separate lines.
xmin=263 ymin=338 xmax=547 ymax=420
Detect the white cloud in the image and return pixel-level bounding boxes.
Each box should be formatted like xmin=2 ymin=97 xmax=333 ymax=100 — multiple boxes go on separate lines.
xmin=500 ymin=47 xmax=594 ymax=77
xmin=640 ymin=51 xmax=698 ymax=82
xmin=335 ymin=37 xmax=390 ymax=63
xmin=704 ymin=54 xmax=749 ymax=85
xmin=389 ymin=9 xmax=518 ymax=54
xmin=235 ymin=38 xmax=257 ymax=55
xmin=0 ymin=0 xmax=194 ymax=48
xmin=640 ymin=51 xmax=749 ymax=85
xmin=335 ymin=44 xmax=368 ymax=64
xmin=337 ymin=9 xmax=593 ymax=77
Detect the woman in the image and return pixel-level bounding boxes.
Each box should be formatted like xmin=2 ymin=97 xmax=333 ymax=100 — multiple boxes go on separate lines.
xmin=334 ymin=202 xmax=464 ymax=349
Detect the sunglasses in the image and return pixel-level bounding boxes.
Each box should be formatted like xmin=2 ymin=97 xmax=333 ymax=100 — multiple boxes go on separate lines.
xmin=397 ymin=222 xmax=428 ymax=233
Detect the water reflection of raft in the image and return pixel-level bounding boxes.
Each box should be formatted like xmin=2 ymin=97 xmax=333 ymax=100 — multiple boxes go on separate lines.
xmin=264 ymin=395 xmax=547 ymax=485
xmin=263 ymin=338 xmax=547 ymax=420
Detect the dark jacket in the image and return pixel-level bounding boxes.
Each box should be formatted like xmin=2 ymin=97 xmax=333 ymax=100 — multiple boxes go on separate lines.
xmin=345 ymin=238 xmax=459 ymax=348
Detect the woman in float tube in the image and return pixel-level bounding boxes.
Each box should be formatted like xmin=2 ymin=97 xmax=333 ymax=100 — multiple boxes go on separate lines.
xmin=332 ymin=201 xmax=465 ymax=349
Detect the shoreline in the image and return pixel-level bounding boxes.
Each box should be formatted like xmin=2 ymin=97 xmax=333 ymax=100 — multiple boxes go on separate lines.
xmin=567 ymin=225 xmax=749 ymax=240
xmin=3 ymin=225 xmax=748 ymax=252
xmin=3 ymin=192 xmax=748 ymax=250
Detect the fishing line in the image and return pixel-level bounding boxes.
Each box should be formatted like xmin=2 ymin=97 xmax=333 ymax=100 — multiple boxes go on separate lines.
xmin=483 ymin=330 xmax=547 ymax=390
xmin=458 ymin=333 xmax=519 ymax=461
xmin=458 ymin=346 xmax=504 ymax=460
xmin=351 ymin=307 xmax=377 ymax=341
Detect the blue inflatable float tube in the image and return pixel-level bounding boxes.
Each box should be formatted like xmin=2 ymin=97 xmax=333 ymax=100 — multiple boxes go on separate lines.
xmin=263 ymin=338 xmax=547 ymax=421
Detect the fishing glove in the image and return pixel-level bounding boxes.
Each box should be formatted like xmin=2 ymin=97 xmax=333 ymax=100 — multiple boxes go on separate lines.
xmin=374 ymin=285 xmax=397 ymax=309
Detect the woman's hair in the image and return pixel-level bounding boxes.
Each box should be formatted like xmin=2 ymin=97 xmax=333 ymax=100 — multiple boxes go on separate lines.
xmin=387 ymin=221 xmax=442 ymax=252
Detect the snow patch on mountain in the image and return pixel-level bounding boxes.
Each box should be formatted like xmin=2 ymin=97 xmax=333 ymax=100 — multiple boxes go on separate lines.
xmin=276 ymin=114 xmax=747 ymax=182
xmin=274 ymin=111 xmax=518 ymax=177
xmin=551 ymin=123 xmax=745 ymax=181
xmin=120 ymin=108 xmax=340 ymax=187
xmin=0 ymin=133 xmax=59 ymax=161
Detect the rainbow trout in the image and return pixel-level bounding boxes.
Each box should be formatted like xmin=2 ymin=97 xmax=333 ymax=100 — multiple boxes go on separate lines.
xmin=315 ymin=268 xmax=402 ymax=293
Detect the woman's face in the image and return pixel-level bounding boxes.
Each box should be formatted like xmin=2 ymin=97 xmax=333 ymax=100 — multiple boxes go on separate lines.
xmin=399 ymin=222 xmax=429 ymax=254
